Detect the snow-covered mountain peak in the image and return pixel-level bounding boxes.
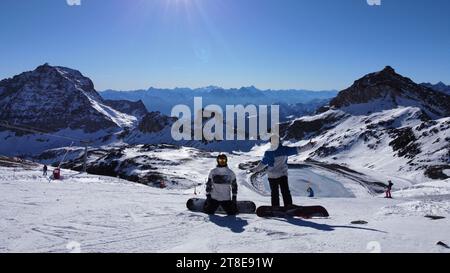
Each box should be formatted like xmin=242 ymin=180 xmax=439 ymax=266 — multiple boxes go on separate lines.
xmin=24 ymin=63 xmax=102 ymax=101
xmin=329 ymin=66 xmax=450 ymax=118
xmin=0 ymin=64 xmax=136 ymax=135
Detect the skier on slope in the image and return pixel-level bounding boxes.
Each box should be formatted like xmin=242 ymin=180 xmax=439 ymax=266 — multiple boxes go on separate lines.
xmin=204 ymin=154 xmax=238 ymax=215
xmin=385 ymin=180 xmax=394 ymax=199
xmin=249 ymin=135 xmax=315 ymax=207
xmin=42 ymin=165 xmax=48 ymax=176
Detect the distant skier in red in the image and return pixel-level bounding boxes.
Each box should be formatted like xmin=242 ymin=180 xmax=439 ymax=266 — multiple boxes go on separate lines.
xmin=385 ymin=180 xmax=394 ymax=198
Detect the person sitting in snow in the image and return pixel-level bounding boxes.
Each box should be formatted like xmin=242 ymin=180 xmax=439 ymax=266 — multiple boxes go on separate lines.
xmin=249 ymin=134 xmax=315 ymax=207
xmin=385 ymin=180 xmax=394 ymax=198
xmin=204 ymin=154 xmax=238 ymax=215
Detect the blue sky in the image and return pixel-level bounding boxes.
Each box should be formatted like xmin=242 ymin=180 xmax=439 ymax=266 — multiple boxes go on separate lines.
xmin=0 ymin=0 xmax=449 ymax=91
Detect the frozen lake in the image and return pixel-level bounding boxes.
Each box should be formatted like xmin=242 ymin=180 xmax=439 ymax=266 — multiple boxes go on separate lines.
xmin=260 ymin=165 xmax=355 ymax=198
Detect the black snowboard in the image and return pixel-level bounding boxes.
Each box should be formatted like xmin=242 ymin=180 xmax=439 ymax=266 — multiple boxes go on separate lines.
xmin=256 ymin=205 xmax=329 ymax=218
xmin=186 ymin=198 xmax=256 ymax=214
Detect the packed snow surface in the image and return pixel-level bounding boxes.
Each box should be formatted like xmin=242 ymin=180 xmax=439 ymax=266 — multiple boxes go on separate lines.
xmin=1 ymin=155 xmax=449 ymax=253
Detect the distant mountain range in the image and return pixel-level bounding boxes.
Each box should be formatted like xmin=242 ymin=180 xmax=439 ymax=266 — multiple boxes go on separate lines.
xmin=100 ymin=86 xmax=338 ymax=119
xmin=421 ymin=82 xmax=450 ymax=96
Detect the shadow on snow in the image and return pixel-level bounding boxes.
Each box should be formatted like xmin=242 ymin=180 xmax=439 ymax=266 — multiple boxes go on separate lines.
xmin=208 ymin=215 xmax=249 ymax=233
xmin=275 ymin=217 xmax=386 ymax=233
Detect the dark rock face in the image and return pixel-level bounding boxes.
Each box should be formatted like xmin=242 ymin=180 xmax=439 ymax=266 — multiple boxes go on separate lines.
xmin=329 ymin=66 xmax=450 ymax=117
xmin=103 ymin=99 xmax=148 ymax=118
xmin=138 ymin=112 xmax=176 ymax=133
xmin=0 ymin=63 xmax=124 ymax=134
xmin=425 ymin=165 xmax=450 ymax=180
xmin=388 ymin=127 xmax=421 ymax=159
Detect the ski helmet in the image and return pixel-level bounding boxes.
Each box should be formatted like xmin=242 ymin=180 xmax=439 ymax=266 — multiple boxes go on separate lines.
xmin=216 ymin=154 xmax=228 ymax=167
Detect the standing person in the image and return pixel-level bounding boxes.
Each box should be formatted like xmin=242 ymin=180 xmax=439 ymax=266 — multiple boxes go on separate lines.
xmin=204 ymin=154 xmax=238 ymax=215
xmin=42 ymin=165 xmax=48 ymax=176
xmin=385 ymin=180 xmax=394 ymax=198
xmin=250 ymin=135 xmax=315 ymax=207
xmin=307 ymin=186 xmax=314 ymax=198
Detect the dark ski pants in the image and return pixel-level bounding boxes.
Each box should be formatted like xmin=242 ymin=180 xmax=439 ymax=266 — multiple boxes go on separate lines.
xmin=385 ymin=189 xmax=392 ymax=198
xmin=204 ymin=199 xmax=238 ymax=215
xmin=268 ymin=176 xmax=293 ymax=207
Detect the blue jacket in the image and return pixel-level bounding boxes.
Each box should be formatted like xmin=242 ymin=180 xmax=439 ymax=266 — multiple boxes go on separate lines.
xmin=253 ymin=142 xmax=315 ymax=179
xmin=257 ymin=145 xmax=298 ymax=179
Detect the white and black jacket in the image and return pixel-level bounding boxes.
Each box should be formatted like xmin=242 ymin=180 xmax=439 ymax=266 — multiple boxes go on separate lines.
xmin=206 ymin=166 xmax=238 ymax=201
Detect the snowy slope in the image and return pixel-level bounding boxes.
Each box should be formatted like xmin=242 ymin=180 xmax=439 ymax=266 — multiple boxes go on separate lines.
xmin=1 ymin=157 xmax=449 ymax=253
xmin=283 ymin=107 xmax=449 ymax=183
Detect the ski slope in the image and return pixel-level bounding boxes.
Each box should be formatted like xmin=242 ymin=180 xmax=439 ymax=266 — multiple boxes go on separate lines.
xmin=1 ymin=157 xmax=449 ymax=253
